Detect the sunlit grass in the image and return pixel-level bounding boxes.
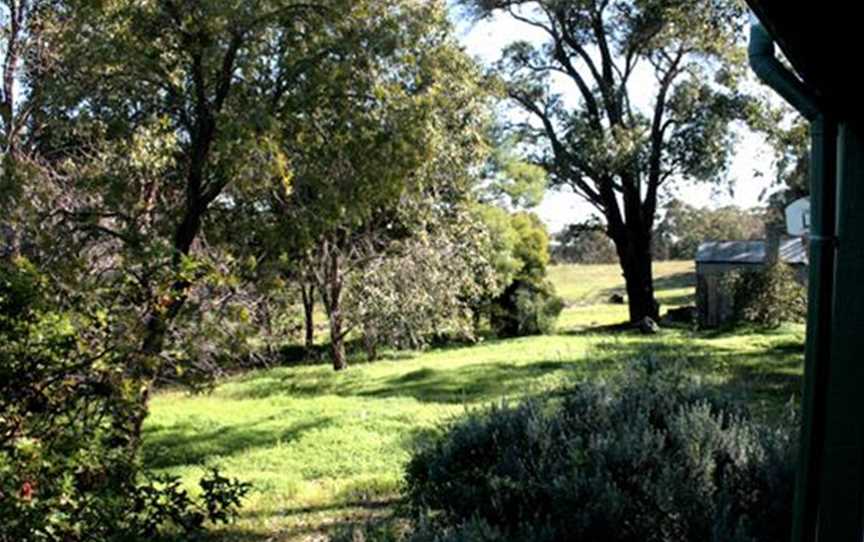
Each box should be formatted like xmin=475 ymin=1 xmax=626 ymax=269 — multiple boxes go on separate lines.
xmin=549 ymin=261 xmax=696 ymax=328
xmin=144 ymin=261 xmax=803 ymax=541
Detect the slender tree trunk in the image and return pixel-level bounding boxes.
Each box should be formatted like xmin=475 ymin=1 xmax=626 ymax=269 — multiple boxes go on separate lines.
xmin=301 ymin=282 xmax=315 ymax=350
xmin=126 ymin=134 xmax=210 ymax=459
xmin=328 ymin=298 xmax=347 ymax=371
xmin=124 ymin=307 xmax=173 ymax=478
xmin=323 ymin=250 xmax=347 ymax=371
xmin=363 ymin=324 xmax=378 ymax=362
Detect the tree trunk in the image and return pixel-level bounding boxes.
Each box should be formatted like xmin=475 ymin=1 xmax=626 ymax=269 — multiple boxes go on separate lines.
xmin=123 ymin=308 xmax=173 ymax=480
xmin=613 ymin=229 xmax=660 ymax=323
xmin=363 ymin=325 xmax=378 ymax=362
xmin=301 ymin=283 xmax=315 ymax=350
xmin=328 ymin=301 xmax=347 ymax=371
xmin=323 ymin=251 xmax=347 ymax=371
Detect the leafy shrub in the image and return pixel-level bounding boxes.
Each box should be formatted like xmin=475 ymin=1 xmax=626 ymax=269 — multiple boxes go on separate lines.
xmin=474 ymin=209 xmax=562 ymax=339
xmin=0 ymin=258 xmax=249 ymax=541
xmin=405 ymin=360 xmax=797 ymax=542
xmin=733 ymin=263 xmax=807 ymax=327
xmin=124 ymin=470 xmax=250 ymax=539
xmin=490 ymin=279 xmax=564 ymax=337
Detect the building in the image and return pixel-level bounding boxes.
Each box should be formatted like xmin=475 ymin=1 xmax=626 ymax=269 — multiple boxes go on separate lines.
xmin=695 ymin=238 xmax=807 ymax=328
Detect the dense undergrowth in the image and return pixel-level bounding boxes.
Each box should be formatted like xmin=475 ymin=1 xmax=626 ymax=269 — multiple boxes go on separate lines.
xmin=402 ymin=360 xmax=797 ymax=542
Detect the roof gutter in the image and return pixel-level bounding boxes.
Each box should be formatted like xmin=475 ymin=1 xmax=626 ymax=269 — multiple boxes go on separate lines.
xmin=748 ymin=20 xmax=820 ymax=120
xmin=749 ymin=20 xmax=837 ymax=542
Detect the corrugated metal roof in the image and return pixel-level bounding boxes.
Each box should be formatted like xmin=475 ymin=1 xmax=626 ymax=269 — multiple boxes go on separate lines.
xmin=696 ymin=239 xmax=808 ymax=265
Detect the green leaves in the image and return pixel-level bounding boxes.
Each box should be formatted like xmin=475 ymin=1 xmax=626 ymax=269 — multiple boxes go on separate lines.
xmin=467 ymin=0 xmax=750 ymax=210
xmin=484 ymin=132 xmax=549 ymax=209
xmin=656 ymin=199 xmax=765 ymax=259
xmin=0 ymin=258 xmax=251 ymax=540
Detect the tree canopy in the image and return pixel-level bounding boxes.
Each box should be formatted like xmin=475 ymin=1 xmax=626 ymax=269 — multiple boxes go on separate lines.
xmin=462 ymin=0 xmax=754 ymax=321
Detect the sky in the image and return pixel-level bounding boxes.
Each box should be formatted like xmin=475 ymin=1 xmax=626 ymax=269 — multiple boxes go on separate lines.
xmin=449 ymin=5 xmax=780 ymax=233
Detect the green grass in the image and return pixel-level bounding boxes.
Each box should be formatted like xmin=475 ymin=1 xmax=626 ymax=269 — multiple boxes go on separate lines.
xmin=144 ymin=261 xmax=804 ymax=541
xmin=550 ymin=260 xmax=696 ymax=328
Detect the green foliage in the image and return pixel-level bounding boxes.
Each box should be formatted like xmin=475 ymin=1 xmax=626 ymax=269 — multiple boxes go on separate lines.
xmin=758 ymin=117 xmax=810 ymax=232
xmin=552 ymin=223 xmax=618 ymax=264
xmin=733 ymin=263 xmax=807 ymax=328
xmin=481 ymin=211 xmax=562 ymax=337
xmin=482 ymin=132 xmax=548 ymax=209
xmin=475 ymin=209 xmax=550 ymax=288
xmin=405 ymin=360 xmax=798 ymax=542
xmin=656 ymin=199 xmax=765 ymax=260
xmin=126 ymin=470 xmax=250 ymax=539
xmin=508 ymin=212 xmax=550 ymax=283
xmin=234 ymin=0 xmax=496 ymax=367
xmin=473 ymin=205 xmax=524 ymax=288
xmin=490 ymin=279 xmax=564 ymax=337
xmin=0 ymin=259 xmax=249 ymax=541
xmin=348 ymin=218 xmax=500 ymax=354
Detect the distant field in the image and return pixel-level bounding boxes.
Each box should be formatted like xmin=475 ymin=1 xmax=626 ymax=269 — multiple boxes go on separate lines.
xmin=549 ymin=260 xmax=695 ymax=329
xmin=144 ymin=261 xmax=804 ymax=541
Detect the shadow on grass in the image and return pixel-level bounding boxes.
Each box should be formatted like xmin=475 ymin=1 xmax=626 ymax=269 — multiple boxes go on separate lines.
xmin=588 ymin=334 xmax=804 ymax=415
xmin=697 ymin=322 xmax=803 ymax=340
xmin=658 ymin=293 xmax=697 ymax=307
xmin=360 ymin=360 xmax=577 ymax=403
xmin=211 ymin=499 xmax=401 ymax=542
xmin=222 ymin=325 xmax=804 ymax=416
xmin=148 ymin=325 xmax=803 ymax=540
xmin=653 ymin=271 xmax=697 ymax=291
xmin=560 ymin=321 xmax=635 ymax=336
xmin=143 ymin=416 xmax=333 ymax=470
xmin=223 ymin=359 xmax=582 ymax=405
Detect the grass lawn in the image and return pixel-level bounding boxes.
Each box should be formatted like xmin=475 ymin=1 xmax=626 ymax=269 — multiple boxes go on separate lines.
xmin=144 ymin=261 xmax=805 ymax=541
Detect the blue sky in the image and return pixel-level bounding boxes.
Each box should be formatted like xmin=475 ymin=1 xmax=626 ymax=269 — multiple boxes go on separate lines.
xmin=449 ymin=5 xmax=778 ymax=233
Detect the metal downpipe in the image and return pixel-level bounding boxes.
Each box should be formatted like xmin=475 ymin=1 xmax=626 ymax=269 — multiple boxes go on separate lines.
xmin=748 ymin=21 xmax=836 ymax=542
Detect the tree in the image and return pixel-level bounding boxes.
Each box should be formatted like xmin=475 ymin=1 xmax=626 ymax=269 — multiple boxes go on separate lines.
xmin=24 ymin=0 xmax=385 ymax=448
xmin=482 ymin=131 xmax=549 ymax=209
xmin=464 ymin=0 xmax=750 ymax=322
xmin=655 ymin=198 xmax=764 ymax=259
xmin=1 ymin=0 xmax=57 ymax=257
xmin=267 ymin=0 xmax=491 ymax=370
xmin=0 ymin=257 xmax=251 ymax=540
xmin=552 ymin=222 xmax=618 ymax=263
xmin=486 ymin=210 xmax=563 ymax=336
xmin=761 ymin=115 xmax=809 ymax=230
xmin=346 ymin=217 xmax=498 ymax=359
xmin=0 ymin=0 xmax=39 ymax=160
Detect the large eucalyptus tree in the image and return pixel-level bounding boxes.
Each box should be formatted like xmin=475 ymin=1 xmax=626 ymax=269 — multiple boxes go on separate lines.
xmin=465 ymin=0 xmax=751 ymax=321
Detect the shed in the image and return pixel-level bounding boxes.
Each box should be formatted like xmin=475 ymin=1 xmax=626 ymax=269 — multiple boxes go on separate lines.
xmin=695 ymin=238 xmax=808 ymax=327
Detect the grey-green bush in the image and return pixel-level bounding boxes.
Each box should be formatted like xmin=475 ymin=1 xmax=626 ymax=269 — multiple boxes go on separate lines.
xmin=405 ymin=360 xmax=797 ymax=542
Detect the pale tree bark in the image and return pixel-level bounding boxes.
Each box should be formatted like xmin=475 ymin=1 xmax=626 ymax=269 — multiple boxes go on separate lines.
xmin=300 ymin=280 xmax=315 ymax=350
xmin=1 ymin=0 xmax=35 ymax=257
xmin=314 ymin=240 xmax=348 ymax=371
